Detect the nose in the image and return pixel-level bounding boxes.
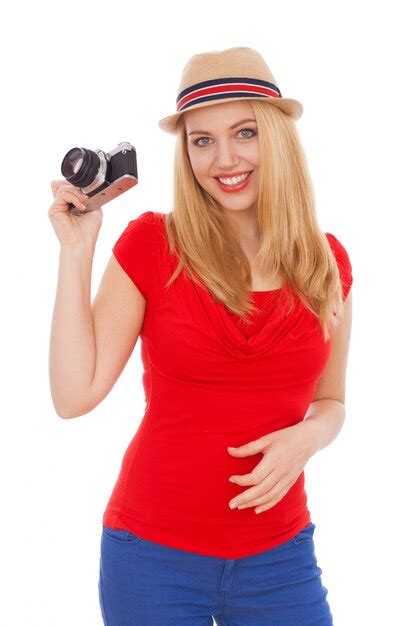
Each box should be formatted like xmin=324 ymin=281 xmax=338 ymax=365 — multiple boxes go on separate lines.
xmin=214 ymin=139 xmax=240 ymax=169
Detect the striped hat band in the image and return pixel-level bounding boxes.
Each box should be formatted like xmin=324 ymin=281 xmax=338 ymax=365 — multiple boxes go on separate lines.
xmin=176 ymin=77 xmax=282 ymax=112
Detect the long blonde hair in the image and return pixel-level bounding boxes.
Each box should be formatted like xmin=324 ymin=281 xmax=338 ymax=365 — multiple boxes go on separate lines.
xmin=163 ymin=100 xmax=345 ymax=342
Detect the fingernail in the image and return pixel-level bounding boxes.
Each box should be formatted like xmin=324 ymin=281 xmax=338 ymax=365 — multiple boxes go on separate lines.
xmin=229 ymin=501 xmax=237 ymax=509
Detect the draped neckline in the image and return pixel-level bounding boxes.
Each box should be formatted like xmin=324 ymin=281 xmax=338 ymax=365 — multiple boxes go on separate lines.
xmin=188 ymin=278 xmax=304 ymax=360
xmin=157 ymin=212 xmax=305 ymax=360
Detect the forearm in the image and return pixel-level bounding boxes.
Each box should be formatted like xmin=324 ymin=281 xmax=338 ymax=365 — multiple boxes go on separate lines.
xmin=302 ymin=399 xmax=346 ymax=456
xmin=49 ymin=242 xmax=96 ymax=418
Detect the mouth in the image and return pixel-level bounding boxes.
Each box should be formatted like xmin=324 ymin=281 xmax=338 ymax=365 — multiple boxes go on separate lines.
xmin=214 ymin=170 xmax=253 ymax=192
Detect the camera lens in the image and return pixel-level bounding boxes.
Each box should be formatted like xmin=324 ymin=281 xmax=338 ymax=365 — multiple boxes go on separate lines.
xmin=61 ymin=147 xmax=102 ymax=188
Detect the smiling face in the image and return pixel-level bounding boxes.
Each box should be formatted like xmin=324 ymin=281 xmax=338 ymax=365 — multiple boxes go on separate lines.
xmin=184 ymin=100 xmax=259 ymax=215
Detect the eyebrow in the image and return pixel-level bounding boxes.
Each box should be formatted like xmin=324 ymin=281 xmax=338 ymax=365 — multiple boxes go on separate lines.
xmin=187 ymin=118 xmax=257 ymax=136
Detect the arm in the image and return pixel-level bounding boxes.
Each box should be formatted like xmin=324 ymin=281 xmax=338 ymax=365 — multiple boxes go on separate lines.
xmin=226 ymin=290 xmax=353 ymax=513
xmin=302 ymin=288 xmax=353 ymax=456
xmin=49 ymin=242 xmax=96 ymax=417
xmin=49 ymin=244 xmax=146 ymax=419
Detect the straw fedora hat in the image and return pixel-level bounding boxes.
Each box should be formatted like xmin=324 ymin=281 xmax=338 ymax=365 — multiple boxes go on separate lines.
xmin=158 ymin=46 xmax=303 ymax=135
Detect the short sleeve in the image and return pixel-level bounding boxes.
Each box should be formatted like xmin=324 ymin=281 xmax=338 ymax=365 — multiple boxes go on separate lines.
xmin=112 ymin=211 xmax=160 ymax=299
xmin=325 ymin=232 xmax=353 ymax=301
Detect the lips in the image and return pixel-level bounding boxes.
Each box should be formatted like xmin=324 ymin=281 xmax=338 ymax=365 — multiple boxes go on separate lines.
xmin=215 ymin=170 xmax=253 ymax=193
xmin=214 ymin=170 xmax=252 ymax=180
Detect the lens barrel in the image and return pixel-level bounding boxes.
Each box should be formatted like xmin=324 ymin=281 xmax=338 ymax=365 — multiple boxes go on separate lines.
xmin=61 ymin=147 xmax=102 ymax=188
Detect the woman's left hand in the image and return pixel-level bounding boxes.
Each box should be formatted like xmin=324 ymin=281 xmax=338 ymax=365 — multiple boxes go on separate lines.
xmin=227 ymin=421 xmax=317 ymax=514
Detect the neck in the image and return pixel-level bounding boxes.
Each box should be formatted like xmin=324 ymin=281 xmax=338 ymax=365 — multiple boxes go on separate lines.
xmin=223 ymin=207 xmax=260 ymax=251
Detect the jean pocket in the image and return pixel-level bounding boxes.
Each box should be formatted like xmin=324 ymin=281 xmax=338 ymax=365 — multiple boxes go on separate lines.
xmin=291 ymin=522 xmax=316 ymax=545
xmin=102 ymin=525 xmax=142 ymax=544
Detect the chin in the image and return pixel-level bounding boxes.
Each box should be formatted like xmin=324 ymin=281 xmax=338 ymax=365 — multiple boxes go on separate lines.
xmin=221 ymin=204 xmax=256 ymax=214
xmin=217 ymin=192 xmax=257 ymax=208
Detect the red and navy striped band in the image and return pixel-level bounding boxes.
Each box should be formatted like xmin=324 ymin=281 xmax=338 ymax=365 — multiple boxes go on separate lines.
xmin=176 ymin=77 xmax=282 ymax=112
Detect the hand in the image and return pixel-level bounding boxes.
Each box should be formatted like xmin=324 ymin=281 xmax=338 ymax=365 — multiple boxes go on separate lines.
xmin=226 ymin=422 xmax=316 ymax=514
xmin=48 ymin=179 xmax=103 ymax=248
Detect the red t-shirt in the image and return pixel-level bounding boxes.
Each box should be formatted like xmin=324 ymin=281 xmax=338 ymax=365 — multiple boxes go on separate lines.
xmin=102 ymin=211 xmax=353 ymax=558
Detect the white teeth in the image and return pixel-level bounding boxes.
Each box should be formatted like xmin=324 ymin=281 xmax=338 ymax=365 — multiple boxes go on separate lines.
xmin=218 ymin=172 xmax=250 ymax=185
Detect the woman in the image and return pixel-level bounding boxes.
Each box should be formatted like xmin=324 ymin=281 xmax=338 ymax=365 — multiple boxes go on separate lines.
xmin=49 ymin=47 xmax=353 ymax=625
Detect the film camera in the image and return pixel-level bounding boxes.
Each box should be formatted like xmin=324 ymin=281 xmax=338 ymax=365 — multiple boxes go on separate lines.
xmin=60 ymin=142 xmax=138 ymax=216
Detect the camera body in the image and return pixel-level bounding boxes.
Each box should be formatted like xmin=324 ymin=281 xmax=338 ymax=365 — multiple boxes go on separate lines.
xmin=61 ymin=142 xmax=138 ymax=216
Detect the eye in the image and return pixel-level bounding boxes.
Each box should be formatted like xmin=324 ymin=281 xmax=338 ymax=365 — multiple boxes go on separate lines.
xmin=238 ymin=128 xmax=256 ymax=139
xmin=192 ymin=127 xmax=257 ymax=147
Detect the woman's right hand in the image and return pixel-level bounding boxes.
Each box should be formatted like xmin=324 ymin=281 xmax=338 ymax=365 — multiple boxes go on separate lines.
xmin=48 ymin=179 xmax=103 ymax=248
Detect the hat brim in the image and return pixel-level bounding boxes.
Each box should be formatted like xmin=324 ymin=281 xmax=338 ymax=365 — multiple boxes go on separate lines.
xmin=158 ymin=97 xmax=303 ymax=135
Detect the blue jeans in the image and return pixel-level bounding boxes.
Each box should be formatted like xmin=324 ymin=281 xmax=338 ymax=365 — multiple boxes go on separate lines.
xmin=98 ymin=521 xmax=333 ymax=625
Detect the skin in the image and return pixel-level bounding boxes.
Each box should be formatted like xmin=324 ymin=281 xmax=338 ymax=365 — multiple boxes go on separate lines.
xmin=185 ymin=101 xmax=353 ymax=514
xmin=184 ymin=100 xmax=259 ymax=228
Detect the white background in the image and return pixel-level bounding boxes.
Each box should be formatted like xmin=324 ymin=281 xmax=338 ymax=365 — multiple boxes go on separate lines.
xmin=1 ymin=0 xmax=416 ymax=624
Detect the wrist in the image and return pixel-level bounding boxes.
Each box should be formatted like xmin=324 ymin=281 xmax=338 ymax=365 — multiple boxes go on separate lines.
xmin=300 ymin=418 xmax=321 ymax=457
xmin=60 ymin=240 xmax=95 ymax=257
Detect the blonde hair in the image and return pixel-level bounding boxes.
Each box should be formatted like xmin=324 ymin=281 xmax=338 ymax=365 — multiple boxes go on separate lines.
xmin=163 ymin=100 xmax=345 ymax=342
